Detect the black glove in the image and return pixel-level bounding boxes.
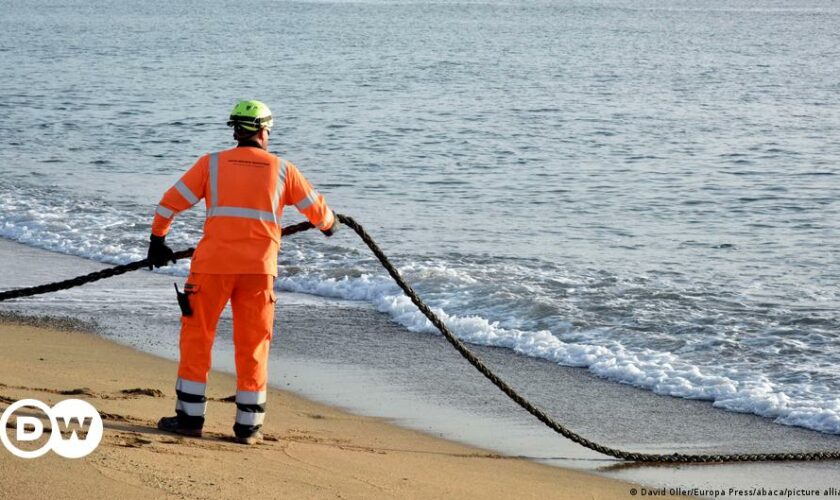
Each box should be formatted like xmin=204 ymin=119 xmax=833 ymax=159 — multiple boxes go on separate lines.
xmin=147 ymin=234 xmax=176 ymax=270
xmin=321 ymin=217 xmax=340 ymax=237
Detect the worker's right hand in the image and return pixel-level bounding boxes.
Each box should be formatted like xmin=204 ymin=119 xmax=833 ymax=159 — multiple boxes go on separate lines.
xmin=147 ymin=234 xmax=177 ymax=270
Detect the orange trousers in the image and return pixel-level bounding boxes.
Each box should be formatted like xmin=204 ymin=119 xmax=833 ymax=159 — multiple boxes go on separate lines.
xmin=177 ymin=273 xmax=275 ymax=392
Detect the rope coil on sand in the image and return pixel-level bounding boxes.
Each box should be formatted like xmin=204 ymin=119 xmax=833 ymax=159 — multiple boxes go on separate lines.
xmin=1 ymin=213 xmax=839 ymax=463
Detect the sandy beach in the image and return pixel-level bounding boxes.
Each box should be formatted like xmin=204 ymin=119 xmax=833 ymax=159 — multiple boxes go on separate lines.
xmin=0 ymin=319 xmax=688 ymax=499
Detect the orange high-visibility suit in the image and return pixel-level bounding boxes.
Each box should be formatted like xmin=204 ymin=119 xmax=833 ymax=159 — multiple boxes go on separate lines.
xmin=151 ymin=145 xmax=335 ymax=436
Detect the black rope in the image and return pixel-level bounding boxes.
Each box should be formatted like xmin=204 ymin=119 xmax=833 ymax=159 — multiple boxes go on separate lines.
xmin=1 ymin=213 xmax=839 ymax=463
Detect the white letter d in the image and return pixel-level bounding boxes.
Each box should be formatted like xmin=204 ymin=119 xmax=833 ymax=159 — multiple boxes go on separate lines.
xmin=16 ymin=416 xmax=44 ymax=442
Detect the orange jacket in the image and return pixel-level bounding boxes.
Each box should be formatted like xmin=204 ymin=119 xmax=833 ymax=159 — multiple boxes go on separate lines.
xmin=151 ymin=145 xmax=335 ymax=276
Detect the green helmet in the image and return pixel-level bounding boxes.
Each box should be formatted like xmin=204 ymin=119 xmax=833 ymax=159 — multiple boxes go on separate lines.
xmin=226 ymin=100 xmax=273 ymax=132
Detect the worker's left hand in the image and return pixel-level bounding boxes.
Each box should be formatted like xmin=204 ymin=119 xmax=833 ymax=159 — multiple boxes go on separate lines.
xmin=147 ymin=234 xmax=177 ymax=270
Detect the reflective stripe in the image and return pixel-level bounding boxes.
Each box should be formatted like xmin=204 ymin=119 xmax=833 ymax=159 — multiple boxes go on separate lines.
xmin=207 ymin=206 xmax=276 ymax=222
xmin=278 ymin=160 xmax=288 ymax=189
xmin=175 ymin=180 xmax=199 ymax=206
xmin=156 ymin=205 xmax=175 ymax=219
xmin=176 ymin=377 xmax=207 ymax=396
xmin=235 ymin=390 xmax=267 ymax=405
xmin=294 ymin=190 xmax=319 ymax=210
xmin=271 ymin=184 xmax=281 ymax=213
xmin=176 ymin=399 xmax=207 ymax=417
xmin=208 ymin=153 xmax=219 ymax=207
xmin=235 ymin=410 xmax=265 ymax=427
xmin=319 ymin=210 xmax=335 ymax=230
xmin=272 ymin=160 xmax=287 ymax=213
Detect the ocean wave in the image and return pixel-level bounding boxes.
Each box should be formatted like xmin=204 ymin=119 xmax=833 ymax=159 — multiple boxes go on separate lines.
xmin=278 ymin=272 xmax=840 ymax=434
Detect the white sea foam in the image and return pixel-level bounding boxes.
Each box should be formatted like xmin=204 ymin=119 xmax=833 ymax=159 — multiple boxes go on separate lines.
xmin=0 ymin=186 xmax=192 ymax=275
xmin=279 ymin=273 xmax=840 ymax=434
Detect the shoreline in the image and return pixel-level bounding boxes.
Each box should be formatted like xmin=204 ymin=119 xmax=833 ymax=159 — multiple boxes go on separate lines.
xmin=3 ymin=238 xmax=840 ymax=499
xmin=0 ymin=319 xmax=681 ymax=499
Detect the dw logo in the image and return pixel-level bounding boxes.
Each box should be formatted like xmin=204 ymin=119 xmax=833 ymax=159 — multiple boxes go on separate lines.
xmin=0 ymin=398 xmax=103 ymax=459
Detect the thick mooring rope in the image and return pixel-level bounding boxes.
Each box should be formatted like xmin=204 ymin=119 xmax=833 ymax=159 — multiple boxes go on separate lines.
xmin=1 ymin=213 xmax=838 ymax=463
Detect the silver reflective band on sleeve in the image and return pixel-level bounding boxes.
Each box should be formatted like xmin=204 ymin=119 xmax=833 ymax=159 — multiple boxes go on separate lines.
xmin=235 ymin=390 xmax=267 ymax=406
xmin=207 ymin=206 xmax=276 ymax=222
xmin=208 ymin=153 xmax=219 ymax=207
xmin=176 ymin=377 xmax=207 ymax=396
xmin=176 ymin=400 xmax=207 ymax=417
xmin=235 ymin=410 xmax=265 ymax=427
xmin=294 ymin=190 xmax=319 ymax=210
xmin=175 ymin=180 xmax=199 ymax=206
xmin=156 ymin=205 xmax=175 ymax=219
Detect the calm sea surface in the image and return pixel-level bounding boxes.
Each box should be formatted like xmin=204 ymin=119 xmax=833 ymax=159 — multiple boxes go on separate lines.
xmin=1 ymin=0 xmax=839 ymax=433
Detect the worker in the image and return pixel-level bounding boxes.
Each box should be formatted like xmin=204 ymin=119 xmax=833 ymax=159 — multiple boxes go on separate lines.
xmin=146 ymin=100 xmax=338 ymax=445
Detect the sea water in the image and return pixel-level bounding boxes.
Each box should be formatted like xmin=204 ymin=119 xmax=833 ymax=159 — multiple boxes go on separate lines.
xmin=1 ymin=0 xmax=839 ymax=435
